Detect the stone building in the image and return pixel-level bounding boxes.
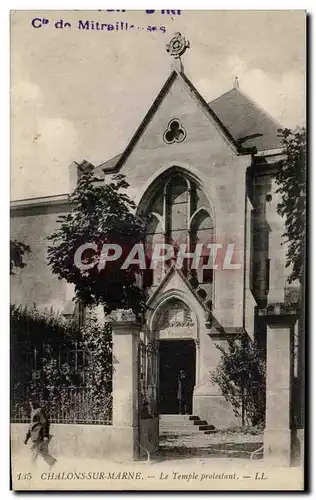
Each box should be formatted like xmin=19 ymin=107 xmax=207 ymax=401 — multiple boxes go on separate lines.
xmin=11 ymin=34 xmax=303 ymax=463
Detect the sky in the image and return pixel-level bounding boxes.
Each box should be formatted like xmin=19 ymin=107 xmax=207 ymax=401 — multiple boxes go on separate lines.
xmin=10 ymin=10 xmax=306 ymax=200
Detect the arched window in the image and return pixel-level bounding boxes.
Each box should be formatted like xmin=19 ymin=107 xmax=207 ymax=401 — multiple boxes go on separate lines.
xmin=141 ymin=171 xmax=214 ymax=288
xmin=190 ymin=208 xmax=215 ymax=283
xmin=165 ymin=175 xmax=190 ymax=245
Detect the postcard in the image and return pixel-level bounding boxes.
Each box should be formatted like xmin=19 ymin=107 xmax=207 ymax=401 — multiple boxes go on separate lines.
xmin=10 ymin=9 xmax=306 ymax=491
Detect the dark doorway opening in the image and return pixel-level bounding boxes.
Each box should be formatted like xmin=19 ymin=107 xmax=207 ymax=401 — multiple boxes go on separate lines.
xmin=159 ymin=339 xmax=196 ymax=414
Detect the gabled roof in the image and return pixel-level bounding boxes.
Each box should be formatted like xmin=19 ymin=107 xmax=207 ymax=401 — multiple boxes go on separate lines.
xmin=209 ymin=88 xmax=283 ymax=151
xmin=146 ymin=265 xmax=209 ymax=313
xmin=96 ymin=70 xmax=244 ymax=176
xmin=94 ymin=71 xmax=283 ymax=176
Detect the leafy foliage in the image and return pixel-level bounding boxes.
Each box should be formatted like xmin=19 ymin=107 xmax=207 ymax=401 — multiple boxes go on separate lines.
xmin=11 ymin=304 xmax=112 ymax=423
xmin=47 ymin=163 xmax=147 ymax=315
xmin=10 ymin=240 xmax=31 ymax=275
xmin=10 ymin=303 xmax=79 ymax=344
xmin=210 ymin=335 xmax=266 ymax=427
xmin=275 ymin=127 xmax=306 ymax=284
xmin=79 ymin=312 xmax=112 ymax=418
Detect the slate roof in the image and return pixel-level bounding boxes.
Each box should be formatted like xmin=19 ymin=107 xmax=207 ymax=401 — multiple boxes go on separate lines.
xmin=209 ymin=88 xmax=283 ymax=151
xmin=95 ymin=73 xmax=283 ymax=175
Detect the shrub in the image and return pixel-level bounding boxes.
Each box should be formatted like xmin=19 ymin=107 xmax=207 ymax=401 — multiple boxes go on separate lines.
xmin=10 ymin=304 xmax=112 ymax=423
xmin=210 ymin=335 xmax=266 ymax=427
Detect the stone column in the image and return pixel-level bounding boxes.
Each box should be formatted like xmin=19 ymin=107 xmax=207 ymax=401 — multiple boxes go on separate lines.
xmin=264 ymin=320 xmax=295 ymax=466
xmin=111 ymin=318 xmax=141 ymax=460
xmin=194 ymin=338 xmax=200 ymax=385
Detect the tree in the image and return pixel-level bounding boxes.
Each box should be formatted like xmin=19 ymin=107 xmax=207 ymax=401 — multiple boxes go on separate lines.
xmin=275 ymin=127 xmax=306 ymax=284
xmin=47 ymin=163 xmax=147 ymax=316
xmin=210 ymin=335 xmax=266 ymax=427
xmin=10 ymin=240 xmax=31 ymax=275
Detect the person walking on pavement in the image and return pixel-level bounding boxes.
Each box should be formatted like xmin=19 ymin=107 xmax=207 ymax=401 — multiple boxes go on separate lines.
xmin=24 ymin=396 xmax=56 ymax=468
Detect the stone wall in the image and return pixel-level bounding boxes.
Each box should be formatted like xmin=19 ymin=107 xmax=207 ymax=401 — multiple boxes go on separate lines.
xmin=139 ymin=418 xmax=159 ymax=458
xmin=10 ymin=203 xmax=71 ymax=312
xmin=265 ymin=179 xmax=288 ymax=303
xmin=11 ymin=423 xmax=136 ymax=461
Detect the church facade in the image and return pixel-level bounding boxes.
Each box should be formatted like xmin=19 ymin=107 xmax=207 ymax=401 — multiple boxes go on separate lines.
xmin=10 ymin=34 xmax=301 ymax=430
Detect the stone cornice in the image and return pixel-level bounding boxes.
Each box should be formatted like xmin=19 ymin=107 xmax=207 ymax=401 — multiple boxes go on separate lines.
xmin=11 ymin=193 xmax=69 ymax=209
xmin=258 ymin=301 xmax=300 ymax=326
xmin=10 ymin=194 xmax=70 ymax=215
xmin=111 ymin=321 xmax=143 ymax=333
xmin=254 ymin=147 xmax=285 ymax=158
xmin=206 ymin=326 xmax=247 ymax=337
xmin=258 ymin=302 xmax=299 ymax=316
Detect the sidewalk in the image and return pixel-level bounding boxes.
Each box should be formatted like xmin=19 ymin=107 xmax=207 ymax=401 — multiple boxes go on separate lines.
xmin=11 ymin=446 xmax=304 ymax=491
xmin=13 ymin=445 xmax=261 ymax=470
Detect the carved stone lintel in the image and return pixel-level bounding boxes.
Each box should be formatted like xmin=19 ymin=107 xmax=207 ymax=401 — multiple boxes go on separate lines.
xmin=108 ymin=309 xmax=138 ymax=323
xmin=258 ymin=302 xmax=299 ymax=318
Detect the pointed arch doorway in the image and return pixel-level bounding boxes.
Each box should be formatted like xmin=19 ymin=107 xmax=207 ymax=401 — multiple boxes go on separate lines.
xmin=150 ymin=297 xmax=199 ymax=416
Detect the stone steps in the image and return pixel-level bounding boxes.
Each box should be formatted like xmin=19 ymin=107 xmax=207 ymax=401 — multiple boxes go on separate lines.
xmin=159 ymin=414 xmax=216 ymax=435
xmin=160 ymin=422 xmax=213 ymax=429
xmin=160 ymin=426 xmax=202 ymax=434
xmin=159 ymin=419 xmax=205 ymax=426
xmin=159 ymin=414 xmax=199 ymax=419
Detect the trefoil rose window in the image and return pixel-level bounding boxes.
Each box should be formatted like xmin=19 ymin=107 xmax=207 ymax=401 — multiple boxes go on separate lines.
xmin=163 ymin=118 xmax=186 ymax=144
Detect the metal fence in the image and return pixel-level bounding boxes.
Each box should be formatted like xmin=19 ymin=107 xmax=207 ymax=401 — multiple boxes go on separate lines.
xmin=11 ymin=340 xmax=112 ymax=425
xmin=11 ymin=387 xmax=112 ymax=424
xmin=138 ymin=339 xmax=159 ymax=418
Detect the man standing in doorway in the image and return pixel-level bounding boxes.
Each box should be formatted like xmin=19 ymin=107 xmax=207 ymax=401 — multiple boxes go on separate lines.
xmin=177 ymin=369 xmax=190 ymax=415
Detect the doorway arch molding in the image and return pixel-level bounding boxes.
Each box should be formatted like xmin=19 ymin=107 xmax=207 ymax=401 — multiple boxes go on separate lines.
xmin=148 ymin=288 xmax=204 ymax=398
xmin=148 ymin=289 xmax=200 ymax=336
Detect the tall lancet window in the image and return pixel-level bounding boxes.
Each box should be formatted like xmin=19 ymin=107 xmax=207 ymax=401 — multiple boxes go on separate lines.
xmin=190 ymin=208 xmax=215 ymax=283
xmin=142 ymin=171 xmax=214 ymax=287
xmin=165 ymin=175 xmax=189 ymax=246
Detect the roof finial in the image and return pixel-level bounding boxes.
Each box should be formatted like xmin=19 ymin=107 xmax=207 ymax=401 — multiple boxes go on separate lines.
xmin=166 ymin=32 xmax=190 ymax=72
xmin=234 ymin=76 xmax=239 ymax=89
